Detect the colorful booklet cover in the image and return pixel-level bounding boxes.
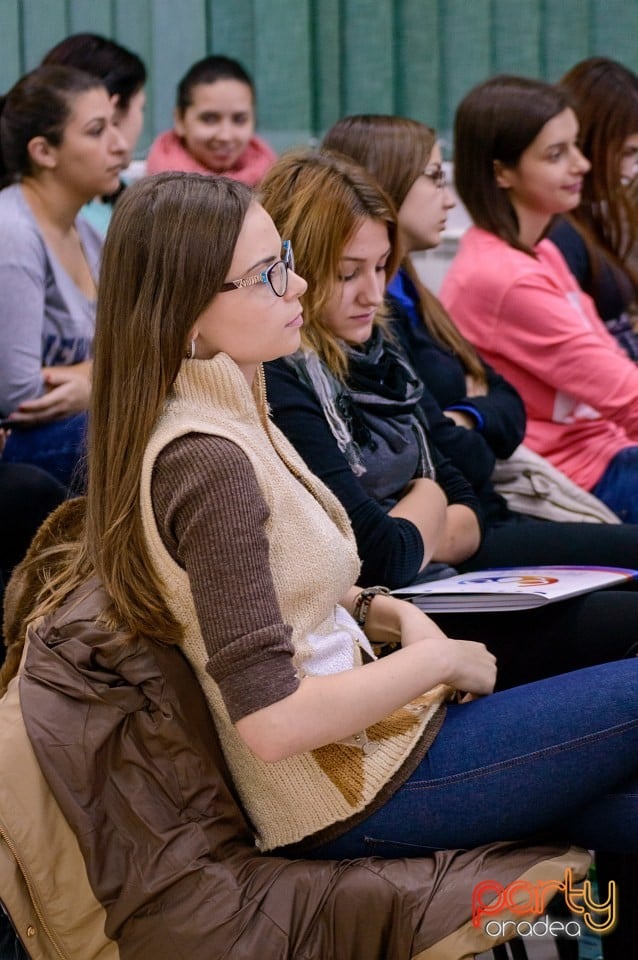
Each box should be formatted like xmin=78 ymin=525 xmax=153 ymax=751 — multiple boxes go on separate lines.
xmin=392 ymin=565 xmax=638 ymax=612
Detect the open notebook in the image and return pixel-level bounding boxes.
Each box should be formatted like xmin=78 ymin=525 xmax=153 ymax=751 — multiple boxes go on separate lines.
xmin=392 ymin=565 xmax=638 ymax=612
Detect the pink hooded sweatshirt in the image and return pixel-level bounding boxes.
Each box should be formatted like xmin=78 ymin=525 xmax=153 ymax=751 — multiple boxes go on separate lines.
xmin=146 ymin=129 xmax=276 ymax=187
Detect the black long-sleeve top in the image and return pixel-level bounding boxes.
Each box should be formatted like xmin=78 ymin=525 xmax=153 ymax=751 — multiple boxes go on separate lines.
xmin=265 ymin=358 xmax=483 ymax=589
xmin=386 ymin=267 xmax=526 ymax=522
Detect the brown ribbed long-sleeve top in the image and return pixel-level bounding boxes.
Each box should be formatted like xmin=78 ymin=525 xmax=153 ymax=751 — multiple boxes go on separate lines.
xmin=152 ymin=432 xmax=299 ymax=723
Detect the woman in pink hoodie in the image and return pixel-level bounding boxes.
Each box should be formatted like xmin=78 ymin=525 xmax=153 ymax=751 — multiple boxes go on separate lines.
xmin=146 ymin=54 xmax=276 ymax=187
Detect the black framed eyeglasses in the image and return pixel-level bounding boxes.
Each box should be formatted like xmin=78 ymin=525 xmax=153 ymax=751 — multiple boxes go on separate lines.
xmin=220 ymin=240 xmax=295 ymax=297
xmin=423 ymin=165 xmax=447 ymax=189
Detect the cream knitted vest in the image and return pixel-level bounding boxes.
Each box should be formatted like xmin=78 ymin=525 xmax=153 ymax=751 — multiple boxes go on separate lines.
xmin=140 ymin=354 xmax=444 ymax=850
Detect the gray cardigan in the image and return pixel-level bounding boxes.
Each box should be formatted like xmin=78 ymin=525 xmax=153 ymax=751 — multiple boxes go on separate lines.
xmin=0 ymin=184 xmax=102 ymax=415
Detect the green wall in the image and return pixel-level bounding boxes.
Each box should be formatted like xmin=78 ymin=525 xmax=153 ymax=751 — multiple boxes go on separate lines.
xmin=1 ymin=0 xmax=638 ymax=156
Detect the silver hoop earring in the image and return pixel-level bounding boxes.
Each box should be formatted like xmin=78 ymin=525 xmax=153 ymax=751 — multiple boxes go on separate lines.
xmin=186 ymin=338 xmax=197 ymax=360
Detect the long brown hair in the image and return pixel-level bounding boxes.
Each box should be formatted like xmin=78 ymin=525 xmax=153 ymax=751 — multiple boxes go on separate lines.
xmin=13 ymin=173 xmax=253 ymax=648
xmin=259 ymin=148 xmax=401 ymax=378
xmin=323 ymin=114 xmax=485 ymax=384
xmin=454 ymin=75 xmax=570 ymax=255
xmin=558 ymin=57 xmax=638 ymax=296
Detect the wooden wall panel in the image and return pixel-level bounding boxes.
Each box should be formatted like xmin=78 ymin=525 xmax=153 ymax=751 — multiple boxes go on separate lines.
xmin=149 ymin=0 xmax=207 ymax=135
xmin=492 ymin=0 xmax=542 ymax=78
xmin=21 ymin=0 xmax=66 ymax=67
xmin=342 ymin=0 xmax=395 ymax=115
xmin=440 ymin=0 xmax=491 ymax=141
xmin=208 ymin=0 xmax=254 ymax=72
xmin=310 ymin=0 xmax=341 ymax=137
xmin=543 ymin=0 xmax=590 ymax=81
xmin=68 ymin=0 xmax=113 ymax=36
xmin=114 ymin=0 xmax=154 ymax=153
xmin=591 ymin=0 xmax=638 ymax=67
xmin=255 ymin=0 xmax=312 ymax=147
xmin=2 ymin=0 xmax=638 ymax=156
xmin=0 ymin=0 xmax=21 ymax=91
xmin=395 ymin=0 xmax=441 ymax=131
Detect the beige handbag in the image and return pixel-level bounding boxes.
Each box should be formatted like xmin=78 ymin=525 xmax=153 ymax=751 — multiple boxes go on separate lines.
xmin=492 ymin=444 xmax=621 ymax=524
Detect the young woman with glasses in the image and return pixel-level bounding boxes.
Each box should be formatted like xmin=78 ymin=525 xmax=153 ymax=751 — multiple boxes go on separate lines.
xmin=8 ymin=170 xmax=638 ymax=959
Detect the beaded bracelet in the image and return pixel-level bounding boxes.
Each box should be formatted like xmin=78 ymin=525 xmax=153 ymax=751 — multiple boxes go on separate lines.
xmin=352 ymin=585 xmax=391 ymax=628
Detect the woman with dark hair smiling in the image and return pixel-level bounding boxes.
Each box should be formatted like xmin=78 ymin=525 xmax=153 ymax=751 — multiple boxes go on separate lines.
xmin=147 ymin=54 xmax=275 ymax=186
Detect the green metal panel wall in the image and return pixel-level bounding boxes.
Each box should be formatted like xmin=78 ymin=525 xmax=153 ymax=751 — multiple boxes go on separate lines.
xmin=1 ymin=0 xmax=638 ymax=156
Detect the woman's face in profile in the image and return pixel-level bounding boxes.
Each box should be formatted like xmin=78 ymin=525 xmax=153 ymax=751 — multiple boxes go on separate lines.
xmin=113 ymin=87 xmax=146 ymax=166
xmin=175 ymin=79 xmax=255 ymax=172
xmin=620 ymin=132 xmax=638 ymax=185
xmin=398 ymin=143 xmax=456 ymax=253
xmin=321 ymin=218 xmax=391 ymax=346
xmin=494 ymin=107 xmax=590 ymax=240
xmin=48 ymin=86 xmax=127 ymax=198
xmin=191 ymin=203 xmax=306 ymax=381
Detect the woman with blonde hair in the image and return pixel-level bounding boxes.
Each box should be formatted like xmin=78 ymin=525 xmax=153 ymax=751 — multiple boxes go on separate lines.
xmin=261 ymin=149 xmax=483 ymax=588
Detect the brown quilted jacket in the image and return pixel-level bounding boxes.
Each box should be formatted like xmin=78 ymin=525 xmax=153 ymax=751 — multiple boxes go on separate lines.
xmin=0 ymin=573 xmax=590 ymax=959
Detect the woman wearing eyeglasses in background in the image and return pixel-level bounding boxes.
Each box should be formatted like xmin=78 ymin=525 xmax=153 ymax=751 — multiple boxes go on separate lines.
xmin=322 ymin=115 xmax=526 ymax=508
xmin=440 ymin=75 xmax=638 ymax=524
xmin=548 ymin=57 xmax=638 ymax=360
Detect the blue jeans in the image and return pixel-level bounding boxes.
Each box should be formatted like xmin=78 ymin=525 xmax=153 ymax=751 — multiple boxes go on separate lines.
xmin=2 ymin=413 xmax=87 ymax=491
xmin=310 ymin=659 xmax=638 ymax=859
xmin=591 ymin=446 xmax=638 ymax=522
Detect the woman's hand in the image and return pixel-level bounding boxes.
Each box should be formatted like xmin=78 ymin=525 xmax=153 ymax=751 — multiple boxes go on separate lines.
xmin=444 ymin=408 xmax=476 ymax=430
xmin=440 ymin=636 xmax=497 ymax=697
xmin=465 ymin=373 xmax=488 ymax=398
xmin=432 ymin=503 xmax=481 ymax=564
xmin=0 ymin=429 xmax=7 ymax=456
xmin=388 ymin=480 xmax=480 ymax=567
xmin=10 ymin=362 xmax=92 ymax=425
xmin=237 ymin=611 xmax=496 ymax=762
xmin=443 ymin=373 xmax=488 ymax=429
xmin=344 ymin=588 xmax=496 ymax=696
